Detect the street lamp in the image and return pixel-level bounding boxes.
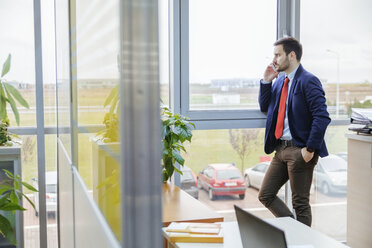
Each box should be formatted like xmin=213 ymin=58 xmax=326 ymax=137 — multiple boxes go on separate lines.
xmin=326 ymin=49 xmax=340 ymax=118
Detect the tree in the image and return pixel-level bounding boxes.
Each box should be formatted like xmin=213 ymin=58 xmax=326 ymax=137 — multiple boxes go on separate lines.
xmin=229 ymin=129 xmax=259 ymax=173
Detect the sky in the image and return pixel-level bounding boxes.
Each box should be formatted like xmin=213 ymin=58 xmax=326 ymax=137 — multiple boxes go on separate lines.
xmin=0 ymin=0 xmax=371 ymax=84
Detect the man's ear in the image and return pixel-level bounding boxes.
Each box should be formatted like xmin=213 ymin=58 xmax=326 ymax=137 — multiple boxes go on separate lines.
xmin=289 ymin=51 xmax=297 ymax=61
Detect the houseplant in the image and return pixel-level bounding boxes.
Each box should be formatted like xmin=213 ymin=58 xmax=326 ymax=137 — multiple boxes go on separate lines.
xmin=161 ymin=106 xmax=194 ymax=182
xmin=0 ymin=169 xmax=37 ymax=245
xmin=0 ymin=54 xmax=30 ymax=146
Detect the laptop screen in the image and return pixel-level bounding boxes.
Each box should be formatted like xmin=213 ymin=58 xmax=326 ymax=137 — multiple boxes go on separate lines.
xmin=234 ymin=205 xmax=287 ymax=248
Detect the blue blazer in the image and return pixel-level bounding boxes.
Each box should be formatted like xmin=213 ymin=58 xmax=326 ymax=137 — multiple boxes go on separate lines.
xmin=259 ymin=64 xmax=331 ymax=157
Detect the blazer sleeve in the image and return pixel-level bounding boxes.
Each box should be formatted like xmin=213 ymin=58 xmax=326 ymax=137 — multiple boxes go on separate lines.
xmin=259 ymin=79 xmax=273 ymax=113
xmin=303 ymin=76 xmax=331 ymax=150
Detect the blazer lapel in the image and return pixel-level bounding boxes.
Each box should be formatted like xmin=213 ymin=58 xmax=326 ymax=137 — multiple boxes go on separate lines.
xmin=288 ymin=78 xmax=297 ymax=108
xmin=288 ymin=64 xmax=304 ymax=107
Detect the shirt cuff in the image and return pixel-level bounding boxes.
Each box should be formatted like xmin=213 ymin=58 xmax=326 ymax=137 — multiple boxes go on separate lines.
xmin=260 ymin=79 xmax=272 ymax=84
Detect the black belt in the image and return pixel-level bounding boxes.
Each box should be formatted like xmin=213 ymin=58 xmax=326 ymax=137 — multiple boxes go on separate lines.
xmin=278 ymin=139 xmax=295 ymax=147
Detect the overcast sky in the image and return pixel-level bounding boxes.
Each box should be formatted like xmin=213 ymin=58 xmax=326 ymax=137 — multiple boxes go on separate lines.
xmin=0 ymin=0 xmax=371 ymax=84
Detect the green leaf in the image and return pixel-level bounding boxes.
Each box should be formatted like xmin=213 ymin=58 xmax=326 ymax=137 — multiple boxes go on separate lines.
xmin=172 ymin=150 xmax=185 ymax=165
xmin=3 ymin=83 xmax=29 ymax=108
xmin=173 ymin=165 xmax=183 ymax=174
xmin=9 ymin=191 xmax=18 ymax=204
xmin=3 ymin=169 xmax=14 ymax=179
xmin=4 ymin=88 xmax=19 ymax=125
xmin=0 ymin=86 xmax=7 ymax=121
xmin=0 ymin=196 xmax=10 ymax=208
xmin=21 ymin=181 xmax=38 ymax=192
xmin=0 ymin=214 xmax=16 ymax=245
xmin=22 ymin=194 xmax=36 ymax=210
xmin=1 ymin=54 xmax=11 ymax=77
xmin=0 ymin=202 xmax=25 ymax=211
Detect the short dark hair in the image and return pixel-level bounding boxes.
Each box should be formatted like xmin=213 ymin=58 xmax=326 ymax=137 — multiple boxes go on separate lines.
xmin=274 ymin=37 xmax=302 ymax=61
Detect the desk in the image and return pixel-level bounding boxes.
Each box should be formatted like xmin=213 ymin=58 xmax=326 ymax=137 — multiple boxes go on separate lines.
xmin=162 ymin=183 xmax=223 ymax=226
xmin=346 ymin=133 xmax=372 ymax=248
xmin=163 ymin=218 xmax=349 ymax=248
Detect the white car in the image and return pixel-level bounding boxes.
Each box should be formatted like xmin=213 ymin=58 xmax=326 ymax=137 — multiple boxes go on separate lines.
xmin=244 ymin=162 xmax=314 ymax=197
xmin=313 ymin=154 xmax=347 ymax=195
xmin=33 ymin=171 xmax=57 ymax=216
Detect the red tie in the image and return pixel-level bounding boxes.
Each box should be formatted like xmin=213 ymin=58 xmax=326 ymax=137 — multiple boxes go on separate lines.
xmin=275 ymin=77 xmax=290 ymax=140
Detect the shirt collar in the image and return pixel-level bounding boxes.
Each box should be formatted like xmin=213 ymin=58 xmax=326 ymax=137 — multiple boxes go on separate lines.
xmin=285 ymin=64 xmax=300 ymax=82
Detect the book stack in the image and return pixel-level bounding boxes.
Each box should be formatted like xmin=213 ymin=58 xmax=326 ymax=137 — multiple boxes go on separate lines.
xmin=349 ymin=108 xmax=372 ymax=135
xmin=164 ymin=222 xmax=223 ymax=243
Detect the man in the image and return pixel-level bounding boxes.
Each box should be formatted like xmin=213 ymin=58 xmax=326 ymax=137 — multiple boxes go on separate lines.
xmin=258 ymin=37 xmax=330 ymax=227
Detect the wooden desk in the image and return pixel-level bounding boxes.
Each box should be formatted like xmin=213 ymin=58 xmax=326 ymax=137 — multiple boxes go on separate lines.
xmin=163 ymin=218 xmax=349 ymax=248
xmin=162 ymin=183 xmax=223 ymax=227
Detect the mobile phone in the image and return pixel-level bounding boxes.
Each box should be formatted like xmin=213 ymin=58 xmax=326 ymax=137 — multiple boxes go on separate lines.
xmin=271 ymin=64 xmax=277 ymax=72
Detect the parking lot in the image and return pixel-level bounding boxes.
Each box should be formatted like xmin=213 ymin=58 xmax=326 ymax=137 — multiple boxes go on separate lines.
xmin=197 ymin=186 xmax=347 ymax=241
xmin=21 ymin=185 xmax=347 ymax=246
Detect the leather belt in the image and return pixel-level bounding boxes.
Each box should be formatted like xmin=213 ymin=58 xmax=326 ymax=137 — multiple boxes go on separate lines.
xmin=278 ymin=139 xmax=295 ymax=147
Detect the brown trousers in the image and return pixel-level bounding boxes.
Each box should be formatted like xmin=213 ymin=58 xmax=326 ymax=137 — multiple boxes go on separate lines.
xmin=258 ymin=145 xmax=319 ymax=226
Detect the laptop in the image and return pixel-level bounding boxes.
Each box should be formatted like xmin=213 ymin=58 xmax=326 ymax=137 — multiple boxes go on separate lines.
xmin=234 ymin=205 xmax=288 ymax=248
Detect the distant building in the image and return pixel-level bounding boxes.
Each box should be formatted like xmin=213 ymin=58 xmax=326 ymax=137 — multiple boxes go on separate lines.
xmin=210 ymin=78 xmax=260 ymax=89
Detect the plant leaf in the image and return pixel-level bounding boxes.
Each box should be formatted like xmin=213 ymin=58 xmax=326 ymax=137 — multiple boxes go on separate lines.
xmin=10 ymin=191 xmax=18 ymax=204
xmin=172 ymin=150 xmax=185 ymax=165
xmin=0 ymin=202 xmax=25 ymax=211
xmin=4 ymin=88 xmax=19 ymax=125
xmin=0 ymin=214 xmax=16 ymax=245
xmin=22 ymin=194 xmax=36 ymax=210
xmin=0 ymin=86 xmax=7 ymax=121
xmin=21 ymin=182 xmax=38 ymax=192
xmin=1 ymin=54 xmax=11 ymax=77
xmin=3 ymin=83 xmax=29 ymax=108
xmin=3 ymin=169 xmax=14 ymax=179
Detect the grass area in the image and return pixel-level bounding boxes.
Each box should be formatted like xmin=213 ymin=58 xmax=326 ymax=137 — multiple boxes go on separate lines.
xmin=7 ymin=83 xmax=354 ymax=193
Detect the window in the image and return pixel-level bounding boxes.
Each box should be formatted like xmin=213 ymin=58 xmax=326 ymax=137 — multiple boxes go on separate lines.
xmin=301 ymin=0 xmax=372 ymax=120
xmin=187 ymin=0 xmax=277 ymax=112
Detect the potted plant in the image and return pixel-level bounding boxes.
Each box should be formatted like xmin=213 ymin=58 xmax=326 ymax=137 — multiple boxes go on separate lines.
xmin=0 ymin=54 xmax=30 ymax=146
xmin=161 ymin=106 xmax=194 ymax=182
xmin=0 ymin=169 xmax=37 ymax=245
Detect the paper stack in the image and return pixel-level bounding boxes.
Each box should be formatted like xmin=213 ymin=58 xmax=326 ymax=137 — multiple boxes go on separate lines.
xmin=349 ymin=108 xmax=372 ymax=134
xmin=165 ymin=222 xmax=223 ymax=243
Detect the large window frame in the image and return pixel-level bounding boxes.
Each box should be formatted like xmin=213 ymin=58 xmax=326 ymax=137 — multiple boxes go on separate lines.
xmin=170 ymin=0 xmax=348 ymax=130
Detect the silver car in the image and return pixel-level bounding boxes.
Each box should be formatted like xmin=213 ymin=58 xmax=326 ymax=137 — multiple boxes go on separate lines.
xmin=244 ymin=162 xmax=285 ymax=197
xmin=313 ymin=154 xmax=347 ymax=195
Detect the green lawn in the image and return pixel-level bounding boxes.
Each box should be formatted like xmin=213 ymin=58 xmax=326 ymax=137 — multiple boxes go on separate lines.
xmin=12 ymin=85 xmax=350 ymax=193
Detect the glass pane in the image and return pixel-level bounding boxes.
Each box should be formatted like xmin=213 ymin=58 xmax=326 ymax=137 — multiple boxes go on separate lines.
xmin=56 ymin=0 xmax=71 ymax=155
xmin=182 ymin=127 xmax=347 ymax=241
xmin=188 ymin=0 xmax=276 ymax=110
xmin=182 ymin=128 xmax=275 ymax=220
xmin=301 ymin=0 xmax=372 ymax=120
xmin=159 ymin=0 xmax=169 ymax=106
xmin=0 ymin=1 xmax=36 ymax=127
xmin=75 ymin=0 xmax=122 ymax=241
xmin=20 ymin=135 xmax=40 ymax=248
xmin=311 ymin=125 xmax=348 ymax=240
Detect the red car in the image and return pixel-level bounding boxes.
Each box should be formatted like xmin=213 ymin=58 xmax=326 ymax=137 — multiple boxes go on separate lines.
xmin=197 ymin=163 xmax=246 ymax=200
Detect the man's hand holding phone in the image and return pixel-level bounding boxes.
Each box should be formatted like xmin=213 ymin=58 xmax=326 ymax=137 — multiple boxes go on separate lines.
xmin=263 ymin=63 xmax=279 ymax=82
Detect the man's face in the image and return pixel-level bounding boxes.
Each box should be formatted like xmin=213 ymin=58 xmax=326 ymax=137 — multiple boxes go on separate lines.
xmin=272 ymin=45 xmax=290 ymax=72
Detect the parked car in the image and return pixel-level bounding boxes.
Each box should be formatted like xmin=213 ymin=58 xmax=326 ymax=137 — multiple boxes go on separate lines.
xmin=244 ymin=162 xmax=315 ymax=197
xmin=244 ymin=162 xmax=285 ymax=198
xmin=336 ymin=152 xmax=348 ymax=161
xmin=313 ymin=154 xmax=347 ymax=195
xmin=33 ymin=171 xmax=57 ymax=216
xmin=180 ymin=166 xmax=199 ymax=199
xmin=197 ymin=163 xmax=246 ymax=200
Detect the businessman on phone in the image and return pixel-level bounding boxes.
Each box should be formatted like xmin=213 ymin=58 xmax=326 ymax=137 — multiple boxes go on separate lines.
xmin=258 ymin=37 xmax=331 ymax=226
